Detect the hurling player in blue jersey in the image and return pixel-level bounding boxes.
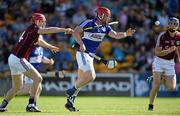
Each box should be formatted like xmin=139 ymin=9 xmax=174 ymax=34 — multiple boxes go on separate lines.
xmin=65 ymin=7 xmax=136 ymax=111
xmin=17 ymin=36 xmax=54 ymax=104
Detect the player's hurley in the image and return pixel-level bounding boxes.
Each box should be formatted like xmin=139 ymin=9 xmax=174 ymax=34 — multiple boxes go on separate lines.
xmin=41 ymin=71 xmax=66 ymax=78
xmin=72 ymin=43 xmax=117 ymax=69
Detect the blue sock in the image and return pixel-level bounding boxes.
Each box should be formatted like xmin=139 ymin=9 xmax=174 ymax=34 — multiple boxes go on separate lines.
xmin=0 ymin=99 xmax=8 ymax=108
xmin=67 ymin=86 xmax=77 ymax=96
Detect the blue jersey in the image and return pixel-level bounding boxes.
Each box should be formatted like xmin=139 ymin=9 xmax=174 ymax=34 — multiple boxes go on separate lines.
xmin=79 ymin=18 xmax=112 ymax=53
xmin=28 ymin=46 xmax=43 ymax=69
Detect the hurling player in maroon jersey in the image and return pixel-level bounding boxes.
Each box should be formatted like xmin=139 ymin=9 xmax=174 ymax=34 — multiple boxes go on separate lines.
xmin=148 ymin=17 xmax=180 ymax=111
xmin=0 ymin=13 xmax=73 ymax=112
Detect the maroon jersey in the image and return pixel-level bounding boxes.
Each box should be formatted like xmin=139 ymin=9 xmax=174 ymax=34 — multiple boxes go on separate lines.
xmin=12 ymin=24 xmax=40 ymax=59
xmin=156 ymin=31 xmax=180 ymax=60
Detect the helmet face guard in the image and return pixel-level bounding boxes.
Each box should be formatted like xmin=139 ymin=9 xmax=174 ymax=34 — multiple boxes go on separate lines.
xmin=168 ymin=17 xmax=179 ymax=32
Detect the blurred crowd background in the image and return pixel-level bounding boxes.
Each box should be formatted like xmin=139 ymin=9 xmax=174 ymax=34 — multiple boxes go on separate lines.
xmin=0 ymin=0 xmax=180 ymax=78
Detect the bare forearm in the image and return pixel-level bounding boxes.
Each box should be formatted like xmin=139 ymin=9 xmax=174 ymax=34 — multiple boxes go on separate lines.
xmin=108 ymin=30 xmax=127 ymax=39
xmin=38 ymin=27 xmax=67 ymax=34
xmin=114 ymin=32 xmax=127 ymax=39
xmin=37 ymin=38 xmax=52 ymax=49
xmin=155 ymin=49 xmax=172 ymax=56
xmin=72 ymin=32 xmax=84 ymax=46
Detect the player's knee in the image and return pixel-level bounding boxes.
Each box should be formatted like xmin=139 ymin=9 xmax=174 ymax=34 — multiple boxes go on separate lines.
xmin=90 ymin=73 xmax=96 ymax=81
xmin=35 ymin=75 xmax=43 ymax=83
xmin=92 ymin=74 xmax=96 ymax=80
xmin=39 ymin=84 xmax=42 ymax=92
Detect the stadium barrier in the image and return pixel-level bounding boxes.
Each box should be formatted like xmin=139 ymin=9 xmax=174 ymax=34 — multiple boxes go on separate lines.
xmin=0 ymin=72 xmax=180 ymax=97
xmin=41 ymin=73 xmax=133 ymax=96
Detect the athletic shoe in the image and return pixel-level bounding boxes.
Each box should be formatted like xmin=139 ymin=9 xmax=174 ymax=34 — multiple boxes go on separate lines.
xmin=0 ymin=107 xmax=7 ymax=112
xmin=26 ymin=104 xmax=41 ymax=112
xmin=148 ymin=104 xmax=154 ymax=111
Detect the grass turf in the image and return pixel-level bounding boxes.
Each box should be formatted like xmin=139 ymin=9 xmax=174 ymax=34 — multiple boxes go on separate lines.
xmin=0 ymin=96 xmax=180 ymax=115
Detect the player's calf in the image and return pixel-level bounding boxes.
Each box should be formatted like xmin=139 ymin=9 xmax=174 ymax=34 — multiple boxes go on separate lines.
xmin=65 ymin=86 xmax=78 ymax=111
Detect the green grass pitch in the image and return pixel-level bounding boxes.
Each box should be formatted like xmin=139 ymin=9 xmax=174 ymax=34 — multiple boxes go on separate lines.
xmin=0 ymin=96 xmax=180 ymax=115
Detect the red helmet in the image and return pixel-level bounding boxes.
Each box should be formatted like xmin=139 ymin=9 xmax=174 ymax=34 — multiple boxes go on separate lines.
xmin=31 ymin=13 xmax=46 ymax=22
xmin=96 ymin=7 xmax=111 ymax=19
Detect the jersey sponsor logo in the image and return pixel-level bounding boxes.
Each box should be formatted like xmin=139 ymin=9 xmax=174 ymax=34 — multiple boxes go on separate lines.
xmin=89 ymin=33 xmax=104 ymax=40
xmin=83 ymin=32 xmax=105 ymax=41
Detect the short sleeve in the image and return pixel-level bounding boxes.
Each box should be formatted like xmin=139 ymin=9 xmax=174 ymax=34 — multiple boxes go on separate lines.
xmin=106 ymin=25 xmax=112 ymax=34
xmin=79 ymin=20 xmax=92 ymax=29
xmin=156 ymin=32 xmax=165 ymax=47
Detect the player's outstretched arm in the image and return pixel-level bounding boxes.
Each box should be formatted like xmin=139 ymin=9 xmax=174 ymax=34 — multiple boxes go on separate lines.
xmin=72 ymin=26 xmax=86 ymax=52
xmin=37 ymin=36 xmax=60 ymax=53
xmin=108 ymin=28 xmax=135 ymax=39
xmin=38 ymin=27 xmax=73 ymax=34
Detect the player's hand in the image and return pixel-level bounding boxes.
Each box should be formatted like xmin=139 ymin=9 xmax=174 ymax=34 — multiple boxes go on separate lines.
xmin=80 ymin=44 xmax=86 ymax=52
xmin=49 ymin=58 xmax=54 ymax=65
xmin=126 ymin=28 xmax=136 ymax=36
xmin=169 ymin=46 xmax=177 ymax=52
xmin=65 ymin=28 xmax=74 ymax=34
xmin=49 ymin=46 xmax=60 ymax=53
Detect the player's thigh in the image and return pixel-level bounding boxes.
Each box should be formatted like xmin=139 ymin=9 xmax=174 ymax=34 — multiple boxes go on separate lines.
xmin=76 ymin=51 xmax=94 ymax=72
xmin=8 ymin=54 xmax=32 ymax=75
xmin=152 ymin=72 xmax=163 ymax=85
xmin=164 ymin=75 xmax=176 ymax=90
xmin=11 ymin=74 xmax=24 ymax=90
xmin=24 ymin=66 xmax=42 ymax=82
xmin=78 ymin=69 xmax=96 ymax=80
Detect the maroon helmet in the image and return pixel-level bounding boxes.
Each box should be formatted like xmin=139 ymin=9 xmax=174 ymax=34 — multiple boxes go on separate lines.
xmin=31 ymin=13 xmax=46 ymax=22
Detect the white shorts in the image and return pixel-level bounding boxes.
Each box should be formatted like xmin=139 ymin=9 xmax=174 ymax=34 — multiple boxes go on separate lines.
xmin=24 ymin=76 xmax=33 ymax=84
xmin=152 ymin=56 xmax=175 ymax=75
xmin=8 ymin=54 xmax=33 ymax=75
xmin=76 ymin=51 xmax=94 ymax=72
